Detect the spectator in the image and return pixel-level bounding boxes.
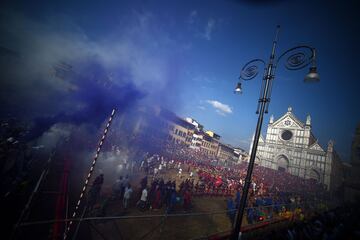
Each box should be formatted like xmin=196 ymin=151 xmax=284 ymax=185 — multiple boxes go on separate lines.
xmin=183 ymin=188 xmax=191 ymax=211
xmin=112 ymin=176 xmax=122 ymax=200
xmin=123 ymin=184 xmax=133 ymax=209
xmin=137 ymin=187 xmax=148 ymax=211
xmin=88 ymin=174 xmax=104 ymax=211
xmin=152 ymin=185 xmax=162 ymax=210
xmin=227 ymin=197 xmax=236 ymax=226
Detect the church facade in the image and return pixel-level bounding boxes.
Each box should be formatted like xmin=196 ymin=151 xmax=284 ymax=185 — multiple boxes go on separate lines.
xmin=250 ymin=107 xmax=344 ymax=191
xmin=344 ymin=123 xmax=360 ymax=201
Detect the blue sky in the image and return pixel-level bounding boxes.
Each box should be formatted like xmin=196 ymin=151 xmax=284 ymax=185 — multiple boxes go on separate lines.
xmin=1 ymin=0 xmax=359 ymax=161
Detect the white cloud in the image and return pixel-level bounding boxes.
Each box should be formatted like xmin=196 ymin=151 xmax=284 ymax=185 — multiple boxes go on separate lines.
xmin=193 ymin=75 xmax=214 ymax=83
xmin=188 ymin=10 xmax=197 ymax=24
xmin=188 ymin=14 xmax=219 ymax=41
xmin=206 ymin=100 xmax=232 ymax=116
xmin=202 ymin=18 xmax=216 ymax=40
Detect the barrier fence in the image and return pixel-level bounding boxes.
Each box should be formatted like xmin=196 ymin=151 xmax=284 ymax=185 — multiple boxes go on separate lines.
xmin=16 ymin=199 xmax=332 ymax=240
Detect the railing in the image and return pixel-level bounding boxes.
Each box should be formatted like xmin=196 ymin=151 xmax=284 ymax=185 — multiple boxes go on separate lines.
xmin=15 ymin=199 xmax=331 ymax=240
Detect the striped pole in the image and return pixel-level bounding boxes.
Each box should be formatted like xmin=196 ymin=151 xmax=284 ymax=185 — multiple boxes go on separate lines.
xmin=64 ymin=109 xmax=116 ymax=239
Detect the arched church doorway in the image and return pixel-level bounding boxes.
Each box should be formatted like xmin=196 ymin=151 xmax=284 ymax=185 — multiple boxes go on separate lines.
xmin=276 ymin=155 xmax=289 ymax=172
xmin=308 ymin=169 xmax=321 ymax=183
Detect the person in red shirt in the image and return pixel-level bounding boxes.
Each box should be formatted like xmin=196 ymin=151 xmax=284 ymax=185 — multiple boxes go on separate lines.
xmin=183 ymin=188 xmax=192 ymax=211
xmin=152 ymin=185 xmax=162 ymax=210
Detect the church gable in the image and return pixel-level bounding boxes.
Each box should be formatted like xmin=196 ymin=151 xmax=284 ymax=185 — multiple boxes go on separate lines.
xmin=272 ymin=113 xmax=304 ymax=130
xmin=309 ymin=141 xmax=325 ymax=152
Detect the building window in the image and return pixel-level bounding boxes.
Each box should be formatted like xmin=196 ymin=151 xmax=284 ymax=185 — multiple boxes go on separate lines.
xmin=281 ymin=130 xmax=293 ymax=141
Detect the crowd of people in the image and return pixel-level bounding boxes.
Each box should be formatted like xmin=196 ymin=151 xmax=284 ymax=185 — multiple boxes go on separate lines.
xmin=160 ymin=142 xmax=326 ymax=201
xmin=260 ymin=202 xmax=360 ymax=240
xmin=136 ymin=175 xmax=193 ymax=212
xmin=137 ymin=154 xmax=195 ymax=212
xmin=87 ymin=141 xmax=330 ymax=227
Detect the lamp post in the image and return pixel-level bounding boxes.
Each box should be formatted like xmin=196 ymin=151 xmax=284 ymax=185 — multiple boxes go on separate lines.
xmin=231 ymin=25 xmax=319 ymax=240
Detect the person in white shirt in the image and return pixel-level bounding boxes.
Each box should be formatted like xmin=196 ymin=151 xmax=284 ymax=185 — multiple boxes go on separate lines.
xmin=178 ymin=168 xmax=183 ymax=178
xmin=140 ymin=160 xmax=144 ymax=170
xmin=137 ymin=187 xmax=148 ymax=210
xmin=141 ymin=188 xmax=148 ymax=202
xmin=123 ymin=184 xmax=133 ymax=209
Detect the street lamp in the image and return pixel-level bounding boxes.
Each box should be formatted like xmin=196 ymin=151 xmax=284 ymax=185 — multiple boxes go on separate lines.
xmin=304 ymin=49 xmax=320 ymax=83
xmin=231 ymin=25 xmax=319 ymax=240
xmin=234 ymin=82 xmax=242 ymax=94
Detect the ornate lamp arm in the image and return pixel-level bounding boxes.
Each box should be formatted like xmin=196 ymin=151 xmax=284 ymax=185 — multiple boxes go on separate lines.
xmin=239 ymin=59 xmax=266 ymax=80
xmin=276 ymin=45 xmax=315 ymax=70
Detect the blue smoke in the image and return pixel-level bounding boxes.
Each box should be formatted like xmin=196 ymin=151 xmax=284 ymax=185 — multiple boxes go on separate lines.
xmin=26 ymin=61 xmax=145 ymax=141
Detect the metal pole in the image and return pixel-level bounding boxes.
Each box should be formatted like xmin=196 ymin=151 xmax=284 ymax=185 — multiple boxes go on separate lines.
xmin=11 ymin=150 xmax=55 ymax=239
xmin=231 ymin=25 xmax=280 ymax=240
xmin=71 ymin=205 xmax=87 ymax=240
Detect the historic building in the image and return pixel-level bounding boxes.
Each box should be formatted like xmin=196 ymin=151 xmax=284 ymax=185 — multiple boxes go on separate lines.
xmin=159 ymin=110 xmax=220 ymax=157
xmin=199 ymin=131 xmax=220 ymax=157
xmin=345 ymin=123 xmax=360 ymax=202
xmin=169 ymin=118 xmax=195 ymax=146
xmin=217 ymin=143 xmax=235 ymax=162
xmin=250 ymin=107 xmax=344 ymax=191
xmin=235 ymin=147 xmax=249 ymax=163
xmin=159 ymin=109 xmax=195 ymax=146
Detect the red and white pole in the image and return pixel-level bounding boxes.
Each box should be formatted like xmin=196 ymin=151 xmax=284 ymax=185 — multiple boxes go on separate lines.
xmin=64 ymin=109 xmax=116 ymax=239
